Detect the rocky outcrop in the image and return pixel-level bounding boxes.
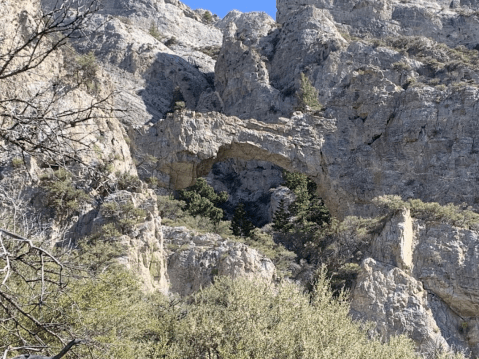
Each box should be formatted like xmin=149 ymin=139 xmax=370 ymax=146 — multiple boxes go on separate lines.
xmin=90 ymin=190 xmax=169 ymax=293
xmin=214 ymin=11 xmax=280 ymax=121
xmin=209 ymin=0 xmax=479 ymax=218
xmin=163 ymin=225 xmax=276 ymax=296
xmin=134 ymin=85 xmax=479 ymax=219
xmin=351 ymin=209 xmax=479 ymax=356
xmin=130 ymin=109 xmax=338 ymax=206
xmin=41 ymin=0 xmax=222 ymax=126
xmin=413 ymin=222 xmax=479 ymax=318
xmin=350 ymin=258 xmax=449 ymax=354
xmin=277 ymin=0 xmax=479 ymax=49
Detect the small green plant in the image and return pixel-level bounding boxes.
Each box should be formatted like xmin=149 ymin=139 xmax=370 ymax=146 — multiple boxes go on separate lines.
xmin=297 ymin=73 xmax=322 ymax=112
xmin=174 ymin=101 xmax=186 ymax=111
xmin=146 ymin=176 xmax=159 ymax=188
xmin=198 ymin=45 xmax=221 ymax=60
xmin=143 ymin=154 xmax=158 ymax=165
xmin=100 ymin=200 xmax=147 ymax=234
xmin=116 ymin=172 xmax=142 ymax=193
xmin=203 ymin=11 xmax=213 ymax=24
xmin=118 ymin=16 xmax=132 ymax=25
xmin=148 ymin=22 xmax=162 ymax=41
xmin=11 ymin=157 xmax=23 ymax=168
xmin=169 ymin=86 xmax=185 ymax=113
xmin=76 ymin=51 xmax=99 ymax=93
xmin=40 ymin=168 xmax=91 ymax=218
xmin=392 ymin=61 xmax=411 ymax=71
xmin=339 ymin=31 xmax=351 ymax=41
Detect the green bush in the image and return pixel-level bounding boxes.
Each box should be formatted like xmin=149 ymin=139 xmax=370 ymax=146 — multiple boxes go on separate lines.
xmin=11 ymin=157 xmax=23 ymax=168
xmin=40 ymin=168 xmax=91 ymax=218
xmin=372 ymin=195 xmax=479 ymax=229
xmin=76 ymin=51 xmax=99 ymax=93
xmin=160 ymin=274 xmax=419 ymax=359
xmin=116 ymin=171 xmax=143 ymax=192
xmin=297 ymin=72 xmax=322 ymax=112
xmin=169 ymin=86 xmax=185 ymax=113
xmin=0 ymin=240 xmax=148 ymax=358
xmin=173 ymin=100 xmax=186 ymax=111
xmin=4 ymin=242 xmax=464 ymax=359
xmin=177 ymin=178 xmax=228 ymax=225
xmin=100 ymin=199 xmax=146 ymax=235
xmin=203 ymin=11 xmax=213 ymax=24
xmin=198 ymin=45 xmax=221 ymax=60
xmin=146 ymin=176 xmax=159 ymax=188
xmin=148 ymin=22 xmax=162 ymax=41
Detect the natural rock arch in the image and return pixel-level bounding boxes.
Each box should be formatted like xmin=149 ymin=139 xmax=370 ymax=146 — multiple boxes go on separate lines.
xmin=131 ymin=110 xmax=344 ymax=215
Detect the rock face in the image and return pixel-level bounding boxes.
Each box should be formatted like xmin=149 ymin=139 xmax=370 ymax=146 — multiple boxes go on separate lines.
xmin=90 ymin=190 xmax=169 ymax=293
xmin=163 ymin=225 xmax=276 ymax=296
xmin=131 ymin=109 xmax=338 ymax=208
xmin=209 ymin=0 xmax=479 ymax=218
xmin=277 ymin=0 xmax=479 ymax=49
xmin=350 ymin=209 xmax=479 ymax=356
xmin=350 ymin=258 xmax=449 ymax=354
xmin=42 ymin=0 xmax=222 ymax=126
xmin=7 ymin=0 xmax=479 ymax=355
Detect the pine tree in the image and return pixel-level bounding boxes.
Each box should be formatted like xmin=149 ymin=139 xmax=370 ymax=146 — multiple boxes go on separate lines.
xmin=272 ymin=199 xmax=291 ymax=233
xmin=308 ymin=195 xmax=330 ymax=228
xmin=281 ymin=171 xmax=330 ymax=233
xmin=297 ymin=72 xmax=322 ymax=112
xmin=231 ymin=203 xmax=244 ymax=236
xmin=177 ymin=178 xmax=228 ymax=225
xmin=231 ymin=203 xmax=255 ymax=238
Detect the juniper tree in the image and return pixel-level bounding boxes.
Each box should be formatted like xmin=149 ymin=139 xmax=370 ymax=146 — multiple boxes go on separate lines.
xmin=177 ymin=178 xmax=228 ymax=225
xmin=272 ymin=199 xmax=291 ymax=233
xmin=282 ymin=171 xmax=330 ymax=233
xmin=231 ymin=203 xmax=255 ymax=238
xmin=297 ymin=72 xmax=322 ymax=112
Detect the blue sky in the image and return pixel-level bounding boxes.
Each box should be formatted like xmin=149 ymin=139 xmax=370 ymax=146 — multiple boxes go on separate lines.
xmin=181 ymin=0 xmax=277 ymax=19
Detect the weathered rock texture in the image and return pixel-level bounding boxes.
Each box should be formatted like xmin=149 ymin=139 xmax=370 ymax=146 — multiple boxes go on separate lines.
xmin=163 ymin=225 xmax=276 ymax=296
xmin=277 ymin=0 xmax=479 ymax=49
xmin=89 ymin=190 xmax=169 ymax=293
xmin=42 ymin=0 xmax=223 ymax=126
xmin=350 ymin=209 xmax=479 ymax=356
xmin=130 ymin=109 xmax=338 ymax=208
xmin=350 ymin=258 xmax=449 ymax=354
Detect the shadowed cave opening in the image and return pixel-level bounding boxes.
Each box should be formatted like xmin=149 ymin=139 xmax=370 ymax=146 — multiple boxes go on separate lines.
xmin=205 ymin=158 xmax=286 ymax=227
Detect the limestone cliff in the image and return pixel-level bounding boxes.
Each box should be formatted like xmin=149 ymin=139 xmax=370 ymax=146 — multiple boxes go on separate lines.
xmin=5 ymin=0 xmax=479 ymax=356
